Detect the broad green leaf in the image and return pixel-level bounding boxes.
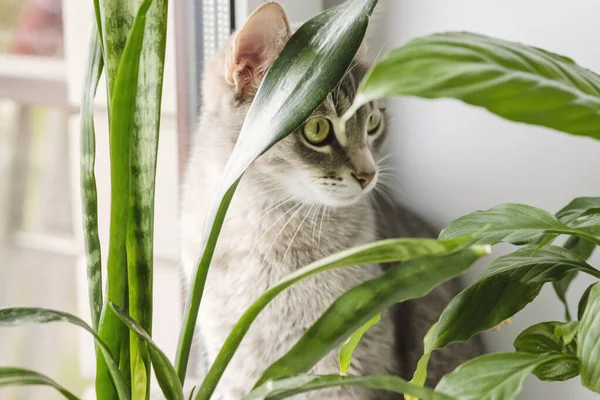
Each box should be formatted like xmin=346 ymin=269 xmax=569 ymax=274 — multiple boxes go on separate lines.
xmin=110 ymin=303 xmax=184 ymax=400
xmin=405 ymin=325 xmax=436 ymax=400
xmin=436 ymin=352 xmax=565 ymax=400
xmin=553 ymin=236 xmax=596 ymax=320
xmin=578 ymin=283 xmax=595 ymax=320
xmin=577 ymin=282 xmax=600 ymax=392
xmin=555 ymin=320 xmax=579 ymax=346
xmin=0 ymin=367 xmax=79 ymax=400
xmin=244 ymin=374 xmax=453 ymax=400
xmin=254 ymin=246 xmax=490 ymax=387
xmin=549 ymin=198 xmax=600 ymax=319
xmin=556 ymin=197 xmax=600 ymax=224
xmin=80 ymin=22 xmax=104 ymax=332
xmin=196 ymin=236 xmax=477 ymax=400
xmin=426 ymin=245 xmax=600 ymax=353
xmin=343 ymin=32 xmax=600 ymax=141
xmin=439 ymin=203 xmax=600 ymax=246
xmin=513 ymin=322 xmax=579 ymax=381
xmin=176 ymin=0 xmax=379 ymax=383
xmin=339 ymin=313 xmax=380 ymax=374
xmin=0 ymin=308 xmax=129 ymax=400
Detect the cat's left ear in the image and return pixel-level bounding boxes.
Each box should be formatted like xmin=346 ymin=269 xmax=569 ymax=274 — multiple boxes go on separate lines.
xmin=225 ymin=2 xmax=291 ymax=97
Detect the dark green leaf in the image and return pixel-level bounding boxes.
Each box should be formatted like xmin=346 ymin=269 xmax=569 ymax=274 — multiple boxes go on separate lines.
xmin=0 ymin=367 xmax=79 ymax=400
xmin=436 ymin=352 xmax=566 ymax=400
xmin=513 ymin=321 xmax=579 ymax=381
xmin=426 ymin=246 xmax=600 ymax=353
xmin=0 ymin=308 xmax=129 ymax=399
xmin=439 ymin=203 xmax=600 ymax=246
xmin=344 ymin=32 xmax=600 ymax=140
xmin=553 ymin=236 xmax=597 ymax=320
xmin=177 ymin=0 xmax=379 ymax=384
xmin=577 ymin=283 xmax=600 ymax=392
xmin=244 ymin=374 xmax=453 ymax=400
xmin=109 ymin=303 xmax=184 ymax=400
xmin=80 ymin=22 xmax=104 ymax=333
xmin=197 ymin=236 xmax=477 ymax=399
xmin=255 ymin=246 xmax=489 ymax=387
xmin=578 ymin=283 xmax=595 ymax=320
xmin=339 ymin=313 xmax=380 ymax=374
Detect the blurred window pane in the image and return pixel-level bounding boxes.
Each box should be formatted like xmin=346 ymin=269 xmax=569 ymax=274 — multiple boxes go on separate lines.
xmin=0 ymin=0 xmax=64 ymax=58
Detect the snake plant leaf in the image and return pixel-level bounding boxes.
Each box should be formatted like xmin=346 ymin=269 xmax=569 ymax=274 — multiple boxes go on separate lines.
xmin=177 ymin=0 xmax=379 ymax=383
xmin=80 ymin=22 xmax=104 ymax=332
xmin=513 ymin=322 xmax=579 ymax=381
xmin=426 ymin=245 xmax=600 ymax=354
xmin=196 ymin=236 xmax=477 ymax=400
xmin=254 ymin=245 xmax=490 ymax=387
xmin=439 ymin=203 xmax=600 ymax=246
xmin=339 ymin=313 xmax=381 ymax=374
xmin=436 ymin=352 xmax=566 ymax=400
xmin=125 ymin=0 xmax=168 ymax=397
xmin=0 ymin=367 xmax=80 ymax=400
xmin=577 ymin=283 xmax=600 ymax=392
xmin=343 ymin=32 xmax=600 ymax=141
xmin=0 ymin=307 xmax=129 ymax=400
xmin=110 ymin=303 xmax=184 ymax=400
xmin=244 ymin=374 xmax=453 ymax=400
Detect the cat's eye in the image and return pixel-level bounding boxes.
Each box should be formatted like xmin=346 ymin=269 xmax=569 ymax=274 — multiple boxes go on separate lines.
xmin=367 ymin=108 xmax=382 ymax=135
xmin=303 ymin=117 xmax=331 ymax=145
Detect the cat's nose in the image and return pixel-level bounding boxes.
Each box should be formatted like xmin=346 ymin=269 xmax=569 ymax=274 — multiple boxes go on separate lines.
xmin=351 ymin=171 xmax=376 ymax=189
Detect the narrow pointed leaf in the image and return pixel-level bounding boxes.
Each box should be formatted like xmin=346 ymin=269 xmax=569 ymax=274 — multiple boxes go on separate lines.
xmin=513 ymin=322 xmax=579 ymax=381
xmin=0 ymin=367 xmax=79 ymax=400
xmin=255 ymin=246 xmax=490 ymax=387
xmin=344 ymin=32 xmax=600 ymax=140
xmin=176 ymin=0 xmax=379 ymax=382
xmin=110 ymin=303 xmax=185 ymax=400
xmin=125 ymin=0 xmax=168 ymax=397
xmin=339 ymin=313 xmax=380 ymax=374
xmin=0 ymin=308 xmax=129 ymax=399
xmin=244 ymin=374 xmax=453 ymax=400
xmin=197 ymin=236 xmax=476 ymax=399
xmin=439 ymin=203 xmax=600 ymax=246
xmin=425 ymin=245 xmax=600 ymax=354
xmin=436 ymin=353 xmax=565 ymax=400
xmin=80 ymin=22 xmax=104 ymax=332
xmin=577 ymin=283 xmax=600 ymax=392
xmin=96 ymin=0 xmax=162 ymax=397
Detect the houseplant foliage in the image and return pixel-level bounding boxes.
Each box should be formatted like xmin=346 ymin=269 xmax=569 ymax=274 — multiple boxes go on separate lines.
xmin=1 ymin=1 xmax=600 ymax=400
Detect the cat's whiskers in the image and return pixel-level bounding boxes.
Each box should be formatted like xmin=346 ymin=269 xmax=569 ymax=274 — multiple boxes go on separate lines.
xmin=282 ymin=203 xmax=315 ymax=263
xmin=374 ymin=183 xmax=397 ymax=211
xmin=311 ymin=204 xmax=322 ymax=241
xmin=318 ymin=205 xmax=327 ymax=248
xmin=221 ymin=194 xmax=294 ymax=261
xmin=260 ymin=202 xmax=309 ymax=266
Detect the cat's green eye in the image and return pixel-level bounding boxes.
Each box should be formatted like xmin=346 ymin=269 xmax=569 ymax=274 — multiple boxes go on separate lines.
xmin=367 ymin=108 xmax=382 ymax=134
xmin=303 ymin=117 xmax=331 ymax=145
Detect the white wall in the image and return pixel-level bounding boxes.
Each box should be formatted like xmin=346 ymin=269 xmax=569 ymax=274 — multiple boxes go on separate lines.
xmin=368 ymin=0 xmax=600 ymax=398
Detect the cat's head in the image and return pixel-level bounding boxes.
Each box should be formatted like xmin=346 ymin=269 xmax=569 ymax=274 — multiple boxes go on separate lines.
xmin=207 ymin=2 xmax=388 ymax=207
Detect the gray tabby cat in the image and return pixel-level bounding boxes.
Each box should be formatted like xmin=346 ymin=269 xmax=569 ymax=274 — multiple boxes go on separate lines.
xmin=180 ymin=2 xmax=483 ymax=399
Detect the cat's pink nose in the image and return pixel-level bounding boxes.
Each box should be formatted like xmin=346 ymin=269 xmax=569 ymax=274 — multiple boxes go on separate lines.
xmin=352 ymin=172 xmax=375 ymax=189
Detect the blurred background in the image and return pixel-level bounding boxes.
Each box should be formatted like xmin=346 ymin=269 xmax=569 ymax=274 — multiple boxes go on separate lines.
xmin=0 ymin=0 xmax=599 ymax=399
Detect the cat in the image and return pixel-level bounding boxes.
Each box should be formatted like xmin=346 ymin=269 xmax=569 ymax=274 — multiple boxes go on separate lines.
xmin=180 ymin=2 xmax=483 ymax=399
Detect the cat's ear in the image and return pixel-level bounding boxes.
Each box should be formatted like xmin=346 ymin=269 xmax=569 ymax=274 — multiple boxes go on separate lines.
xmin=225 ymin=2 xmax=291 ymax=97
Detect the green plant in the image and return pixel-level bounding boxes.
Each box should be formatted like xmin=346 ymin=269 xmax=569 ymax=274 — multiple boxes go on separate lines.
xmin=2 ymin=1 xmax=600 ymax=399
